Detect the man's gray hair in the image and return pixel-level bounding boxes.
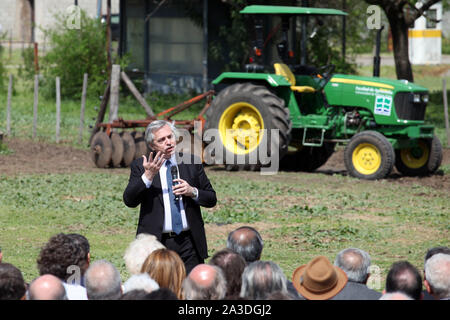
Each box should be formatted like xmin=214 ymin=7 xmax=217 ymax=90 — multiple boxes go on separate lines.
xmin=182 ymin=265 xmax=227 ymax=300
xmin=123 ymin=273 xmax=159 ymax=294
xmin=240 ymin=260 xmax=288 ymax=300
xmin=227 ymin=226 xmax=264 ymax=263
xmin=85 ymin=260 xmax=122 ymax=300
xmin=123 ymin=233 xmax=165 ymax=275
xmin=334 ymin=248 xmax=371 ymax=283
xmin=144 ymin=120 xmax=179 ymax=145
xmin=424 ymin=253 xmax=450 ymax=299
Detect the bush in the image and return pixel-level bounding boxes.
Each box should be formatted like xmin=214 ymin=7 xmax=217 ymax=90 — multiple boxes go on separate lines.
xmin=40 ymin=9 xmax=126 ymax=99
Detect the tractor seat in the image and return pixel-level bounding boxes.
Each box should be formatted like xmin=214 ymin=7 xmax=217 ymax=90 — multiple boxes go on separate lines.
xmin=274 ymin=63 xmax=316 ymax=93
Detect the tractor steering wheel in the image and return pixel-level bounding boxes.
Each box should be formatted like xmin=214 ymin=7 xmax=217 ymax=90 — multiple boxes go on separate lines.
xmin=316 ymin=64 xmax=335 ymax=89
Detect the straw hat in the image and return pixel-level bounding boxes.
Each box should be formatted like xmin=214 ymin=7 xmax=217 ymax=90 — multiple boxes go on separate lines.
xmin=292 ymin=255 xmax=348 ymax=300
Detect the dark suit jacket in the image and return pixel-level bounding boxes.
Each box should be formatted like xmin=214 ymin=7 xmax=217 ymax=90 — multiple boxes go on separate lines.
xmin=331 ymin=281 xmax=382 ymax=300
xmin=123 ymin=154 xmax=217 ymax=259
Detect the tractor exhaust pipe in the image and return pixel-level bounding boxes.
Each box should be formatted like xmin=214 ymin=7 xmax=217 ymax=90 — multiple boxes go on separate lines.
xmin=373 ymin=25 xmax=384 ymax=77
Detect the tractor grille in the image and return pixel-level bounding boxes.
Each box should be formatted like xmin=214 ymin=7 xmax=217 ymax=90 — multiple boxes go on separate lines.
xmin=394 ymin=92 xmax=427 ymax=121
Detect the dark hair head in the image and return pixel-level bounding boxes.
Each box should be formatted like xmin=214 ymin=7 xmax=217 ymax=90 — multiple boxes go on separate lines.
xmin=209 ymin=248 xmax=246 ymax=298
xmin=37 ymin=233 xmax=85 ymax=281
xmin=385 ymin=261 xmax=422 ymax=300
xmin=120 ymin=289 xmax=151 ymax=300
xmin=146 ymin=288 xmax=179 ymax=300
xmin=0 ymin=263 xmax=26 ymax=300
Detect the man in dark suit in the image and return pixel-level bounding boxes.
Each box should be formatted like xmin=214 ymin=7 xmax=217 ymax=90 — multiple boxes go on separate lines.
xmin=332 ymin=248 xmax=382 ymax=300
xmin=123 ymin=120 xmax=216 ymax=275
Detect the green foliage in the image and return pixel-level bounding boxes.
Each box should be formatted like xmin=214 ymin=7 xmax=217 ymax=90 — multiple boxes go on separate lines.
xmin=0 ymin=140 xmax=12 ymax=155
xmin=0 ymin=31 xmax=7 ymax=93
xmin=39 ymin=9 xmax=126 ymax=99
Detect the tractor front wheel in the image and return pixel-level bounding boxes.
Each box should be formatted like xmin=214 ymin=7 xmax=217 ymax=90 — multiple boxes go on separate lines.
xmin=344 ymin=131 xmax=395 ymax=180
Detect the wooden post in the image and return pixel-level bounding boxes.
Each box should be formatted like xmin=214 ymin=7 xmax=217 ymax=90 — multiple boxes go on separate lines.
xmin=6 ymin=74 xmax=13 ymax=136
xmin=120 ymin=71 xmax=154 ymax=117
xmin=34 ymin=42 xmax=39 ymax=73
xmin=32 ymin=75 xmax=39 ymax=139
xmin=89 ymin=80 xmax=111 ymax=146
xmin=443 ymin=78 xmax=450 ymax=148
xmin=55 ymin=77 xmax=61 ymax=143
xmin=79 ymin=73 xmax=88 ymax=144
xmin=109 ymin=64 xmax=120 ymax=123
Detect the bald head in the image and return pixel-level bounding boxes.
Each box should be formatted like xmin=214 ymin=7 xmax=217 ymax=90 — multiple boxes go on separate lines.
xmin=28 ymin=274 xmax=67 ymax=300
xmin=189 ymin=264 xmax=217 ymax=287
xmin=334 ymin=248 xmax=371 ymax=283
xmin=85 ymin=260 xmax=122 ymax=300
xmin=379 ymin=292 xmax=413 ymax=300
xmin=183 ymin=264 xmax=226 ymax=300
xmin=227 ymin=226 xmax=263 ymax=263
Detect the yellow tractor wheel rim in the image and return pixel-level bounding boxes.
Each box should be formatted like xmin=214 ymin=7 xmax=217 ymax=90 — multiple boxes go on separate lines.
xmin=218 ymin=102 xmax=264 ymax=155
xmin=400 ymin=140 xmax=429 ymax=169
xmin=352 ymin=143 xmax=382 ymax=175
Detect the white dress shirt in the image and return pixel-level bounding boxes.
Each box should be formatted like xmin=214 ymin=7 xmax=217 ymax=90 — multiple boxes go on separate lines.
xmin=141 ymin=155 xmax=189 ymax=233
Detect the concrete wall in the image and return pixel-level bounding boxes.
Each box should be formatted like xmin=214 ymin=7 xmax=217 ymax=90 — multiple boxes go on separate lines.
xmin=0 ymin=0 xmax=118 ymax=43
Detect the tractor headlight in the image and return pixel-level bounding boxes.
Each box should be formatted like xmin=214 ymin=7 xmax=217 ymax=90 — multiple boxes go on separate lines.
xmin=413 ymin=94 xmax=421 ymax=103
xmin=421 ymin=94 xmax=429 ymax=103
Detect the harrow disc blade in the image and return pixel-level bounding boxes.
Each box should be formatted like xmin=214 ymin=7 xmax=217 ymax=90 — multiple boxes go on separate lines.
xmin=110 ymin=132 xmax=124 ymax=168
xmin=132 ymin=131 xmax=148 ymax=159
xmin=90 ymin=131 xmax=112 ymax=168
xmin=120 ymin=131 xmax=136 ymax=167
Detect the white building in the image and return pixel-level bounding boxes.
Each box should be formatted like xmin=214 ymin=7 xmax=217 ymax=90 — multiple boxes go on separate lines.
xmin=0 ymin=0 xmax=118 ymax=44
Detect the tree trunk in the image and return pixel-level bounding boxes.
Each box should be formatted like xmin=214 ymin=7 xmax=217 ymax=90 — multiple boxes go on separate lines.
xmin=386 ymin=12 xmax=414 ymax=82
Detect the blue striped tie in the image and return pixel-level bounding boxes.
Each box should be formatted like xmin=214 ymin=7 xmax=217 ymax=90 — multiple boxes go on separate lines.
xmin=166 ymin=160 xmax=183 ymax=234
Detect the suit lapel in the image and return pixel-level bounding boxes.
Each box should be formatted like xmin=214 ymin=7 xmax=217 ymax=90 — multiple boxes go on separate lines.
xmin=151 ymin=172 xmax=164 ymax=205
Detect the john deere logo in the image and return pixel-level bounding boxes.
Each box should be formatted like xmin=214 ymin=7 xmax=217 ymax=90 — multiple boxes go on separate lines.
xmin=374 ymin=95 xmax=392 ymax=116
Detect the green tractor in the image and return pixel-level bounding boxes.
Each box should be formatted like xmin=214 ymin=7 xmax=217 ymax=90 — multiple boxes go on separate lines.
xmin=203 ymin=5 xmax=442 ymax=179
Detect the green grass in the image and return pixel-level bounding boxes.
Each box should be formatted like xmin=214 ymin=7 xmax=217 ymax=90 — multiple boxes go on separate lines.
xmin=0 ymin=169 xmax=448 ymax=290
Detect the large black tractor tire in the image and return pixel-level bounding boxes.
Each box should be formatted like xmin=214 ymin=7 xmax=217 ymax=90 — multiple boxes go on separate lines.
xmin=280 ymin=143 xmax=335 ymax=172
xmin=344 ymin=131 xmax=395 ymax=180
xmin=395 ymin=135 xmax=443 ymax=176
xmin=203 ymin=83 xmax=291 ymax=171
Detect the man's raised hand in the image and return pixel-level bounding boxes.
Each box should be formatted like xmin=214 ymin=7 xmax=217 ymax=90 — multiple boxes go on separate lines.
xmin=143 ymin=151 xmax=165 ymax=180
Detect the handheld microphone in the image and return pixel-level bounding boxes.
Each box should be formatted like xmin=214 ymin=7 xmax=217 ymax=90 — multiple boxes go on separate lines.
xmin=171 ymin=166 xmax=180 ymax=201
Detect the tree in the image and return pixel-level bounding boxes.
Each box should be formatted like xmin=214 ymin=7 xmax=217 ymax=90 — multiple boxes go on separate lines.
xmin=364 ymin=0 xmax=442 ymax=82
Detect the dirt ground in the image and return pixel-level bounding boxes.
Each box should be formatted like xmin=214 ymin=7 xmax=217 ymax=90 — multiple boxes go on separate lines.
xmin=1 ymin=137 xmax=449 ymax=190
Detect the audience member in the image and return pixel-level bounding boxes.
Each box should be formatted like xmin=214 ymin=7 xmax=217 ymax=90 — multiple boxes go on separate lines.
xmin=385 ymin=261 xmax=423 ymax=300
xmin=240 ymin=260 xmax=289 ymax=300
xmin=182 ymin=264 xmax=227 ymax=300
xmin=422 ymin=246 xmax=450 ymax=300
xmin=27 ymin=274 xmax=67 ymax=300
xmin=423 ymin=253 xmax=450 ymax=300
xmin=66 ymin=233 xmax=91 ymax=286
xmin=147 ymin=287 xmax=179 ymax=300
xmin=227 ymin=226 xmax=299 ymax=298
xmin=0 ymin=263 xmax=26 ymax=300
xmin=36 ymin=233 xmax=88 ymax=299
xmin=85 ymin=260 xmax=122 ymax=300
xmin=209 ymin=248 xmax=246 ymax=299
xmin=292 ymin=255 xmax=347 ymax=300
xmin=123 ymin=273 xmax=159 ymax=294
xmin=141 ymin=248 xmax=186 ymax=299
xmin=120 ymin=289 xmax=151 ymax=300
xmin=227 ymin=226 xmax=263 ymax=263
xmin=333 ymin=248 xmax=381 ymax=299
xmin=0 ymin=246 xmax=3 ymax=263
xmin=123 ymin=233 xmax=165 ymax=275
xmin=379 ymin=291 xmax=413 ymax=300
